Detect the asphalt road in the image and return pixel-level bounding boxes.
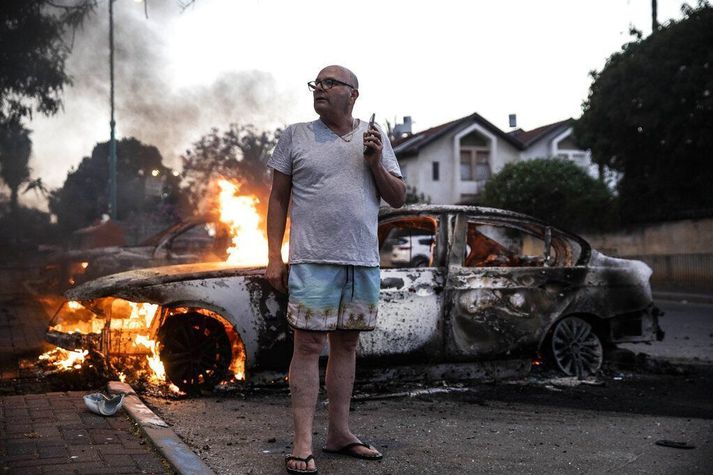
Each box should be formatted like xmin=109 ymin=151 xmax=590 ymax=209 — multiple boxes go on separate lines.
xmin=620 ymin=300 xmax=713 ymax=362
xmin=142 ymin=299 xmax=713 ymax=475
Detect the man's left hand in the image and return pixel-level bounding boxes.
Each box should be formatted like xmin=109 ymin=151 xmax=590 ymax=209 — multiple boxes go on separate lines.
xmin=363 ymin=127 xmax=382 ymax=168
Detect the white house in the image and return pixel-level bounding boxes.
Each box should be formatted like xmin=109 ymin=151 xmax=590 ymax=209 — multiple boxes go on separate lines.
xmin=391 ymin=114 xmax=593 ymax=204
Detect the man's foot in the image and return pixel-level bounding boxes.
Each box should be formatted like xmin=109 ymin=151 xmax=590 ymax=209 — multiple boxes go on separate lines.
xmin=285 ymin=454 xmax=317 ymax=474
xmin=323 ymin=441 xmax=383 ymax=460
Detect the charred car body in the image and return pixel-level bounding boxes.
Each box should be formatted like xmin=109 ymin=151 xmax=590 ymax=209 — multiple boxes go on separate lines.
xmin=48 ymin=205 xmax=663 ymax=391
xmin=43 ymin=216 xmax=231 ymax=291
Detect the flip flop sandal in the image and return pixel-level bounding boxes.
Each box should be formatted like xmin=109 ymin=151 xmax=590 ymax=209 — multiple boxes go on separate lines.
xmin=285 ymin=454 xmax=318 ymax=474
xmin=323 ymin=442 xmax=383 ymax=460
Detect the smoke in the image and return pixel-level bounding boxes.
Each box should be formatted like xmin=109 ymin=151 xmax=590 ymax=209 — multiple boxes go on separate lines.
xmin=29 ymin=0 xmax=292 ymax=201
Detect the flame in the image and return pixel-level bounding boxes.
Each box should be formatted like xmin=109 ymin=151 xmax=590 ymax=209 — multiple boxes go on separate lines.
xmin=217 ymin=179 xmax=288 ymax=266
xmin=38 ymin=348 xmax=88 ymax=370
xmin=134 ymin=334 xmax=166 ymax=383
xmin=218 ymin=179 xmax=268 ymax=266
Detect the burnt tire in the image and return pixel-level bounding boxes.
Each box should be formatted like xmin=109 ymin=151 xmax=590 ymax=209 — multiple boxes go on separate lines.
xmin=549 ymin=316 xmax=604 ymax=378
xmin=158 ymin=313 xmax=232 ymax=392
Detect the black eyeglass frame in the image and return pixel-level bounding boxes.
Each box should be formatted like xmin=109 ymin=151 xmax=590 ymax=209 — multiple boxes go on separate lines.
xmin=307 ymin=78 xmax=356 ymax=91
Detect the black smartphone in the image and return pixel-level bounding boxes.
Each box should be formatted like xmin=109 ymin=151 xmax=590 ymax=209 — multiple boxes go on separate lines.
xmin=364 ymin=113 xmax=376 ymax=156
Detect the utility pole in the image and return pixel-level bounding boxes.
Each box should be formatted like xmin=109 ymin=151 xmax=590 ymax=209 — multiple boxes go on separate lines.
xmin=652 ymin=0 xmax=659 ymax=32
xmin=108 ymin=0 xmax=118 ymax=220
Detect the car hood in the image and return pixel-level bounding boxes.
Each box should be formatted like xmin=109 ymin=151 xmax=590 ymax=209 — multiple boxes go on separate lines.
xmin=65 ymin=261 xmax=264 ymax=301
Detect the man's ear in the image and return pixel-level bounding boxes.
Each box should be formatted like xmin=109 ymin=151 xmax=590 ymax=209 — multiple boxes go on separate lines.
xmin=351 ymin=89 xmax=359 ymax=102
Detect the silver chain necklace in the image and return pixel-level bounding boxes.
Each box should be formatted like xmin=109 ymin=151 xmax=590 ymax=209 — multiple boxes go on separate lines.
xmin=337 ymin=119 xmax=359 ymax=142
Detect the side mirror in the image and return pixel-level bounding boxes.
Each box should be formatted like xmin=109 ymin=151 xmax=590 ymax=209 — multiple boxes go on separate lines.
xmin=544 ymin=226 xmax=553 ymax=266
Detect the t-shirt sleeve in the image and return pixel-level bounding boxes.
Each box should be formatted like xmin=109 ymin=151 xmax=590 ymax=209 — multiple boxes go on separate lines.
xmin=378 ymin=125 xmax=402 ymax=178
xmin=267 ymin=125 xmax=294 ymax=175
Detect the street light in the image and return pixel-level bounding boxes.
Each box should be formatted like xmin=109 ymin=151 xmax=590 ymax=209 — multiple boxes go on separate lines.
xmin=108 ymin=0 xmax=117 ymax=220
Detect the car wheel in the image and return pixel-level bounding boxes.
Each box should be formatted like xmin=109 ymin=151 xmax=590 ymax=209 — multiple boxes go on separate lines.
xmin=158 ymin=313 xmax=232 ymax=392
xmin=550 ymin=316 xmax=604 ymax=378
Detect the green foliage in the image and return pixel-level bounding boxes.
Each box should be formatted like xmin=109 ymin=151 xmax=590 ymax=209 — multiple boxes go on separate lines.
xmin=481 ymin=158 xmax=616 ymax=232
xmin=0 ymin=118 xmax=32 ymax=213
xmin=404 ymin=185 xmax=431 ymax=205
xmin=0 ymin=204 xmax=55 ymax=260
xmin=575 ymin=3 xmax=713 ymax=222
xmin=181 ymin=124 xmax=280 ymax=215
xmin=0 ymin=0 xmax=95 ymax=122
xmin=48 ymin=137 xmax=189 ymax=237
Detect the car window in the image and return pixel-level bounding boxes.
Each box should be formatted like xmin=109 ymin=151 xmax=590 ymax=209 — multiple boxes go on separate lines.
xmin=379 ymin=216 xmax=438 ymax=268
xmin=464 ymin=222 xmax=548 ymax=267
xmin=462 ymin=221 xmax=584 ymax=267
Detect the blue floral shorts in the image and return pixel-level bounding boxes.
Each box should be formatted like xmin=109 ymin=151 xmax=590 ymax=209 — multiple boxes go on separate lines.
xmin=287 ymin=263 xmax=380 ymax=331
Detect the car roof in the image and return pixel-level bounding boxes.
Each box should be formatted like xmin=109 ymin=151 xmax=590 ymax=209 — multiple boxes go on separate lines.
xmin=379 ymin=204 xmax=546 ymax=224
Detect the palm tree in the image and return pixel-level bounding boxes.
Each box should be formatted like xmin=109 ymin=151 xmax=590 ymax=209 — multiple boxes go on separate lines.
xmin=0 ymin=119 xmax=32 ymax=215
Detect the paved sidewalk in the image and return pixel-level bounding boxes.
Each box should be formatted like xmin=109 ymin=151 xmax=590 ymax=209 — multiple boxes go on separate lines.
xmin=0 ymin=298 xmax=54 ymax=384
xmin=0 ymin=391 xmax=170 ymax=474
xmin=0 ymin=298 xmax=172 ymax=474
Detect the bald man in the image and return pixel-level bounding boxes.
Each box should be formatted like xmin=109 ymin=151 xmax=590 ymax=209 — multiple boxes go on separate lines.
xmin=266 ymin=65 xmax=405 ymax=474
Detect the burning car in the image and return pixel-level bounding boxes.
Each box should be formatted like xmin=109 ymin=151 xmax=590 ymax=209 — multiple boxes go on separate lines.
xmin=46 ymin=205 xmax=663 ymax=391
xmin=41 ymin=216 xmax=232 ymax=292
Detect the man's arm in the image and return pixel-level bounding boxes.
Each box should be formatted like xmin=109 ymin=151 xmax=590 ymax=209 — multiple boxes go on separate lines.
xmin=363 ymin=127 xmax=406 ymax=208
xmin=266 ymin=170 xmax=292 ymax=292
xmin=370 ymin=161 xmax=406 ymax=208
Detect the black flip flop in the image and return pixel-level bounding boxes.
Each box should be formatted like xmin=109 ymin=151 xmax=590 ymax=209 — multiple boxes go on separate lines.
xmin=285 ymin=454 xmax=318 ymax=474
xmin=323 ymin=442 xmax=383 ymax=460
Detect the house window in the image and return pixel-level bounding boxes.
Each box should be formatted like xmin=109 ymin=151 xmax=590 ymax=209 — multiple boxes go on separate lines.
xmin=460 ymin=147 xmax=491 ymax=181
xmin=432 ymin=162 xmax=440 ymax=181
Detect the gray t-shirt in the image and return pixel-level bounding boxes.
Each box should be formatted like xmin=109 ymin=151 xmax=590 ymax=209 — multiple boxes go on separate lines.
xmin=267 ymin=119 xmax=402 ymax=266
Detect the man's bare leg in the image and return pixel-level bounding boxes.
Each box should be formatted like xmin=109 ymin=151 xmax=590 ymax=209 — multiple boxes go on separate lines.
xmin=324 ymin=331 xmax=382 ymax=457
xmin=288 ymin=329 xmax=325 ymax=472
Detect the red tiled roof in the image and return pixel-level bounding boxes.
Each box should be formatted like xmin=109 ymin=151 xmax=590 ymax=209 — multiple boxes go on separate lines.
xmin=392 ymin=112 xmax=525 ymax=157
xmin=507 ymin=118 xmax=573 ymax=147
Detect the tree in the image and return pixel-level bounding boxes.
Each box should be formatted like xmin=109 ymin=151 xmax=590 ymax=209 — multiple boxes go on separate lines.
xmin=49 ymin=137 xmax=189 ymax=238
xmin=480 ymin=158 xmax=616 ymax=232
xmin=181 ymin=124 xmax=280 ymax=215
xmin=574 ymin=2 xmax=713 ymax=222
xmin=0 ymin=118 xmax=32 ymax=214
xmin=0 ymin=0 xmax=95 ymax=122
xmin=404 ymin=185 xmax=431 ymax=205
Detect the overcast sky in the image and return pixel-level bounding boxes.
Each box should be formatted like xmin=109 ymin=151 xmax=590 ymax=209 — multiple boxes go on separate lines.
xmin=21 ymin=0 xmax=689 ymax=209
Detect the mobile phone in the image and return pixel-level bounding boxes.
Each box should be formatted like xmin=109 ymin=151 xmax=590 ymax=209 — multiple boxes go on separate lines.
xmin=364 ymin=113 xmax=376 ymax=156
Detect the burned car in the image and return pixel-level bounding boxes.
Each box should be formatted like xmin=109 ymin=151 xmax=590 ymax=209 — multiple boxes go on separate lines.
xmin=43 ymin=216 xmax=231 ymax=291
xmin=48 ymin=205 xmax=663 ymax=391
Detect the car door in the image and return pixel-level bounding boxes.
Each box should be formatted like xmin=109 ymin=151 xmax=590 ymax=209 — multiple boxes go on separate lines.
xmin=357 ymin=213 xmax=446 ymax=362
xmin=443 ymin=213 xmax=586 ymax=358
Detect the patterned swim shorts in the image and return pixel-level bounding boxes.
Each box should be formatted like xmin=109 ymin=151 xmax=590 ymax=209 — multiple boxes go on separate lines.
xmin=287 ymin=263 xmax=380 ymax=331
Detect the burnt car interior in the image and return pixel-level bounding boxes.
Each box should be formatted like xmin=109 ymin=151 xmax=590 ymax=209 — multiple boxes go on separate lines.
xmin=378 ymin=216 xmax=439 ymax=268
xmin=464 ymin=221 xmax=582 ymax=267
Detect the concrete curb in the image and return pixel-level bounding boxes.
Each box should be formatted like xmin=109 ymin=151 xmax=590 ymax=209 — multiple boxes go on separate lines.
xmin=107 ymin=381 xmax=215 ymax=475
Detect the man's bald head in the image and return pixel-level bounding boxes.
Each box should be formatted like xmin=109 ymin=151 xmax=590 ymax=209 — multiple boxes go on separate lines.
xmin=319 ymin=65 xmax=359 ymax=89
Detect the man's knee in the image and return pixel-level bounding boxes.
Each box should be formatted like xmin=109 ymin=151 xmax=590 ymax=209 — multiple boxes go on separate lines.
xmin=293 ymin=330 xmax=327 ymax=357
xmin=329 ymin=331 xmax=360 ymax=354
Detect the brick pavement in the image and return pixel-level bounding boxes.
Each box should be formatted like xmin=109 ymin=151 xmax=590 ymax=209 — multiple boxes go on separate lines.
xmin=0 ymin=298 xmax=54 ymax=383
xmin=0 ymin=391 xmax=170 ymax=474
xmin=0 ymin=298 xmax=172 ymax=474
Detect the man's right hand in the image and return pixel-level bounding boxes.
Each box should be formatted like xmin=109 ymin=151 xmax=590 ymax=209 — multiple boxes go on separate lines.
xmin=266 ymin=258 xmax=288 ymax=293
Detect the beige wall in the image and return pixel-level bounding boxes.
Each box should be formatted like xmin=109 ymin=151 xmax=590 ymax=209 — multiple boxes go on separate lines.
xmin=583 ymin=218 xmax=713 ymax=256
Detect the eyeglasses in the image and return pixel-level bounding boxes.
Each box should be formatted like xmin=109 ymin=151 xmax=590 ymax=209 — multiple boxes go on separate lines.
xmin=307 ymin=78 xmax=356 ymax=92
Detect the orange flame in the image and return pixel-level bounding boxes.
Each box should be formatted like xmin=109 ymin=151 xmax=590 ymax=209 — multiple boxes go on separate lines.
xmin=38 ymin=348 xmax=88 ymax=370
xmin=217 ymin=179 xmax=288 ymax=265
